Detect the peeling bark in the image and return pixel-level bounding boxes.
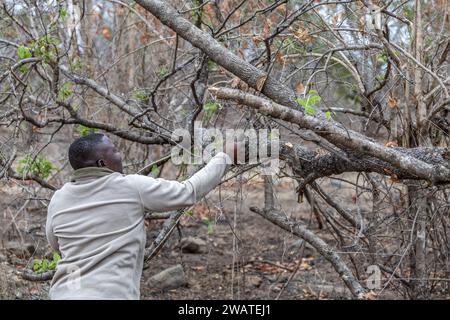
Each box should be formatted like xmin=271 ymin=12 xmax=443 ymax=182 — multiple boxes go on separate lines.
xmin=280 ymin=142 xmax=450 ymax=183
xmin=212 ymin=87 xmax=450 ymax=183
xmin=132 ymin=0 xmax=450 ymax=183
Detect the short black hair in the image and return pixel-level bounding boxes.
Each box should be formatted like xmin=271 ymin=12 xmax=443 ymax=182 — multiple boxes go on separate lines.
xmin=68 ymin=133 xmax=106 ymax=170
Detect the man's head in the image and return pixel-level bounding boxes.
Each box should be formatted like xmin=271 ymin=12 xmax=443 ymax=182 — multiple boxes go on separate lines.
xmin=68 ymin=133 xmax=123 ymax=173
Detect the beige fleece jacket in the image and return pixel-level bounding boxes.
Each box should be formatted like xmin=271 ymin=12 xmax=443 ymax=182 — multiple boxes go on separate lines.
xmin=45 ymin=152 xmax=231 ymax=300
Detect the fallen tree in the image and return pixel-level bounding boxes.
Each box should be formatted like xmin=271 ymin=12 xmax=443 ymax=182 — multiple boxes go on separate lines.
xmin=136 ymin=0 xmax=450 ymax=184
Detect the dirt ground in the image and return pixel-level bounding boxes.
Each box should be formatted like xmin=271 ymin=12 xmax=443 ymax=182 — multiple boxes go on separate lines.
xmin=1 ymin=168 xmax=391 ymax=300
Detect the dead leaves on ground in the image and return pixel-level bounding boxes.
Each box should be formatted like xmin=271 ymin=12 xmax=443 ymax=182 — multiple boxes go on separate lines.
xmin=243 ymin=257 xmax=315 ymax=274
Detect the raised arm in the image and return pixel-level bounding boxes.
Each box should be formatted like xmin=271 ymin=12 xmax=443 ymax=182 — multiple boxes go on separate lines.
xmin=129 ymin=151 xmax=232 ymax=212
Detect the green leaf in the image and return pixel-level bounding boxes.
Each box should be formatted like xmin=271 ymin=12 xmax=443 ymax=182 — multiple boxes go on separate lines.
xmin=207 ymin=223 xmax=214 ymax=235
xmin=17 ymin=46 xmax=32 ymax=60
xmin=207 ymin=60 xmax=218 ymax=71
xmin=325 ymin=111 xmax=332 ymax=120
xmin=37 ymin=259 xmax=49 ymax=273
xmin=18 ymin=66 xmax=29 ymax=74
xmin=59 ymin=8 xmax=68 ymax=20
xmin=49 ymin=261 xmax=56 ymax=270
xmin=70 ymin=57 xmax=83 ymax=71
xmin=17 ymin=155 xmax=55 ymax=179
xmin=76 ymin=124 xmax=98 ymax=137
xmin=33 ymin=260 xmax=41 ymax=271
xmin=295 ymin=98 xmax=307 ymax=107
xmin=403 ymin=6 xmax=413 ymax=20
xmin=307 ymin=95 xmax=321 ymax=106
xmin=133 ymin=89 xmax=150 ymax=104
xmin=202 ymin=217 xmax=215 ymax=235
xmin=377 ymin=53 xmax=388 ymax=64
xmin=58 ymin=82 xmax=73 ymax=101
xmin=151 ymin=164 xmax=160 ymax=176
xmin=203 ymin=102 xmax=221 ymax=120
xmin=29 ymin=36 xmax=60 ymax=64
xmin=32 ymin=253 xmax=60 ymax=273
xmin=156 ymin=66 xmax=168 ymax=78
xmin=296 ymin=90 xmax=321 ymax=115
xmin=52 ymin=252 xmax=61 ymax=263
xmin=304 ymin=104 xmax=316 ymax=116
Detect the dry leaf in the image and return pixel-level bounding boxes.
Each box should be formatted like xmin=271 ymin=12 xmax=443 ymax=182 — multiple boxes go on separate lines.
xmin=295 ymin=82 xmax=306 ymax=95
xmin=364 ymin=290 xmax=378 ymax=300
xmin=193 ymin=202 xmax=213 ymax=220
xmin=388 ymin=95 xmax=397 ymax=108
xmin=240 ymin=24 xmax=250 ymax=34
xmin=222 ymin=0 xmax=231 ymax=13
xmin=299 ymin=259 xmax=312 ymax=270
xmin=102 ymin=28 xmax=112 ymax=41
xmin=293 ymin=29 xmax=313 ymax=43
xmin=252 ymin=35 xmax=264 ymax=45
xmin=315 ymin=149 xmax=329 ymax=158
xmin=331 ymin=15 xmax=339 ymax=26
xmin=358 ymin=16 xmax=366 ymax=32
xmin=191 ymin=265 xmax=205 ymax=271
xmin=204 ymin=3 xmax=215 ymax=18
xmin=275 ymin=52 xmax=285 ymax=64
xmin=385 ymin=141 xmax=398 ymax=148
xmin=270 ymin=14 xmax=278 ymax=24
xmin=234 ymin=9 xmax=241 ymax=20
xmin=276 ymin=3 xmax=287 ymax=14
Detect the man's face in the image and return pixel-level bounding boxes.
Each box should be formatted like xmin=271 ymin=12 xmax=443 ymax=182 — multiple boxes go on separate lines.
xmin=97 ymin=136 xmax=123 ymax=173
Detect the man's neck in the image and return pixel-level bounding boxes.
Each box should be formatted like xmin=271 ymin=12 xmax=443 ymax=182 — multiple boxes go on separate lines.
xmin=71 ymin=166 xmax=115 ymax=182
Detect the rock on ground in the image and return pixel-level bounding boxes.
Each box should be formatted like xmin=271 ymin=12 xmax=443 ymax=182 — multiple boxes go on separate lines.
xmin=147 ymin=264 xmax=187 ymax=291
xmin=179 ymin=237 xmax=206 ymax=254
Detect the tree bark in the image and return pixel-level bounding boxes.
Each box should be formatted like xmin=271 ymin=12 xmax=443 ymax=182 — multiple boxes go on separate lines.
xmin=249 ymin=206 xmax=366 ymax=299
xmin=134 ymin=0 xmax=450 ymax=184
xmin=212 ymin=87 xmax=450 ymax=183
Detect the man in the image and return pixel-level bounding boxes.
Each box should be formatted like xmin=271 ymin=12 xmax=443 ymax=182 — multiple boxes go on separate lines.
xmin=46 ymin=133 xmax=237 ymax=299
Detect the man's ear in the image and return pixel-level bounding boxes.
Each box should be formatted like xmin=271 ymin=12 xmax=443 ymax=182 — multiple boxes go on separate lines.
xmin=97 ymin=159 xmax=106 ymax=167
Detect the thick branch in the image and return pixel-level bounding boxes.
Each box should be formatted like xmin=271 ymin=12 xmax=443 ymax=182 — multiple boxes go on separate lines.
xmin=281 ymin=142 xmax=450 ymax=182
xmin=212 ymin=87 xmax=450 ymax=183
xmin=249 ymin=206 xmax=366 ymax=299
xmin=133 ymin=0 xmax=450 ymax=183
xmin=134 ymin=0 xmax=298 ymax=108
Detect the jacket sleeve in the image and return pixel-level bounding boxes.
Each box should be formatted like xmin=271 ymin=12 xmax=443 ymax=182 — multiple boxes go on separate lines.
xmin=129 ymin=152 xmax=231 ymax=212
xmin=45 ymin=211 xmax=59 ymax=252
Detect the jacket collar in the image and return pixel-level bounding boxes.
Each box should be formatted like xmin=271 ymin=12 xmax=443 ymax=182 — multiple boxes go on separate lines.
xmin=71 ymin=167 xmax=115 ymax=182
